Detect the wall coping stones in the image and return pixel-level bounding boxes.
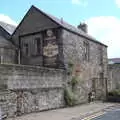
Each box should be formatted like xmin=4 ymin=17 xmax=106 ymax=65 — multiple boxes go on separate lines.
xmin=0 ymin=63 xmax=66 ymax=72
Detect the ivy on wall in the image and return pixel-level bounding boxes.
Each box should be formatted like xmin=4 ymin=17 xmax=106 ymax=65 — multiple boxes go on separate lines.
xmin=64 ymin=62 xmax=81 ymax=106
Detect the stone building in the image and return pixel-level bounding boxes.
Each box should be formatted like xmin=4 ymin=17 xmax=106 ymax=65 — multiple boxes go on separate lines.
xmin=108 ymin=58 xmax=120 ymax=91
xmin=0 ymin=5 xmax=108 ymax=117
xmin=12 ymin=5 xmax=108 ymax=99
xmin=0 ymin=21 xmax=16 ymax=64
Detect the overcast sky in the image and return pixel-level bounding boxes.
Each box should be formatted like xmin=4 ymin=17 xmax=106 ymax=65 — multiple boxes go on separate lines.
xmin=0 ymin=0 xmax=120 ymax=58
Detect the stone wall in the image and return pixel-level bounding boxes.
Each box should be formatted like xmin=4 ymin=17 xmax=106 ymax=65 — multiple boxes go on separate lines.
xmin=61 ymin=29 xmax=108 ymax=101
xmin=0 ymin=64 xmax=66 ymax=117
xmin=108 ymin=64 xmax=120 ymax=91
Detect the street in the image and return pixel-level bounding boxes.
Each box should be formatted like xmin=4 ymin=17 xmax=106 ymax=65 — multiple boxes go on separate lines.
xmin=92 ymin=107 xmax=120 ymax=120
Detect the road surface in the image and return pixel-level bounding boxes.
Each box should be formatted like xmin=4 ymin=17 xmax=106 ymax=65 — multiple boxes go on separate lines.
xmin=92 ymin=107 xmax=120 ymax=120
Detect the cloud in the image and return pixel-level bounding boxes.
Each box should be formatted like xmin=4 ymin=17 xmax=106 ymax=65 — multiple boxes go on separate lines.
xmin=86 ymin=16 xmax=120 ymax=58
xmin=71 ymin=0 xmax=88 ymax=6
xmin=0 ymin=14 xmax=17 ymax=26
xmin=115 ymin=0 xmax=120 ymax=8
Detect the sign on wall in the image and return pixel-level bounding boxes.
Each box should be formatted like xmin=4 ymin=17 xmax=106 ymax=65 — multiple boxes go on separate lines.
xmin=43 ymin=43 xmax=58 ymax=57
xmin=43 ymin=29 xmax=59 ymax=67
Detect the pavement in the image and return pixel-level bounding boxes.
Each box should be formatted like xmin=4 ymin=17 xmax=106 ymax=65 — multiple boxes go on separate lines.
xmin=6 ymin=102 xmax=119 ymax=120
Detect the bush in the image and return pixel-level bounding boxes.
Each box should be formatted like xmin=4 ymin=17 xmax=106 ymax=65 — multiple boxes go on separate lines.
xmin=71 ymin=76 xmax=78 ymax=87
xmin=64 ymin=62 xmax=80 ymax=106
xmin=68 ymin=62 xmax=74 ymax=68
xmin=108 ymin=89 xmax=120 ymax=96
xmin=64 ymin=87 xmax=77 ymax=106
xmin=67 ymin=62 xmax=74 ymax=75
xmin=107 ymin=89 xmax=120 ymax=102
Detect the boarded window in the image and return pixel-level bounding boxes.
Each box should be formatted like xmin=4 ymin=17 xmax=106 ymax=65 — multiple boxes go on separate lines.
xmin=35 ymin=37 xmax=41 ymax=55
xmin=24 ymin=43 xmax=28 ymax=56
xmin=83 ymin=41 xmax=89 ymax=61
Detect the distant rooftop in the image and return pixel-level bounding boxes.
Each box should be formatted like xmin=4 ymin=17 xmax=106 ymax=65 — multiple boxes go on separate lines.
xmin=0 ymin=21 xmax=16 ymax=35
xmin=109 ymin=58 xmax=120 ymax=64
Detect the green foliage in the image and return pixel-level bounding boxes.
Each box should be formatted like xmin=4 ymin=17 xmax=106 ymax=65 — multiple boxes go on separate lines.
xmin=64 ymin=87 xmax=77 ymax=106
xmin=71 ymin=76 xmax=79 ymax=87
xmin=108 ymin=89 xmax=120 ymax=96
xmin=64 ymin=61 xmax=80 ymax=106
xmin=68 ymin=61 xmax=74 ymax=69
xmin=67 ymin=61 xmax=74 ymax=75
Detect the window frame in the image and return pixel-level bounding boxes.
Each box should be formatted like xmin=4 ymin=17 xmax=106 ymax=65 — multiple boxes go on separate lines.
xmin=83 ymin=40 xmax=89 ymax=61
xmin=34 ymin=37 xmax=41 ymax=55
xmin=98 ymin=46 xmax=103 ymax=65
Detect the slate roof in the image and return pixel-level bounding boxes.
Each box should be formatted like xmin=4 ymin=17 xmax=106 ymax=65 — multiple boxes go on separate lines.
xmin=33 ymin=6 xmax=107 ymax=47
xmin=0 ymin=21 xmax=16 ymax=35
xmin=12 ymin=5 xmax=107 ymax=47
xmin=0 ymin=21 xmax=16 ymax=47
xmin=109 ymin=58 xmax=120 ymax=64
xmin=0 ymin=25 xmax=11 ymax=40
xmin=47 ymin=13 xmax=95 ymax=39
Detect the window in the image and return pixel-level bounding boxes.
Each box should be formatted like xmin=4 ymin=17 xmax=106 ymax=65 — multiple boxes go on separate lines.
xmin=35 ymin=37 xmax=41 ymax=55
xmin=24 ymin=43 xmax=28 ymax=56
xmin=83 ymin=41 xmax=89 ymax=61
xmin=99 ymin=72 xmax=104 ymax=86
xmin=98 ymin=46 xmax=103 ymax=65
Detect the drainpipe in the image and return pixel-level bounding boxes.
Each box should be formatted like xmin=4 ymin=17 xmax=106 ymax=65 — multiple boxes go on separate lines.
xmin=105 ymin=78 xmax=108 ymax=101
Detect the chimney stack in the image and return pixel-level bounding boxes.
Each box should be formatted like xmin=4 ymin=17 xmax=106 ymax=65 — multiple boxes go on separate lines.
xmin=77 ymin=23 xmax=88 ymax=33
xmin=61 ymin=18 xmax=63 ymax=24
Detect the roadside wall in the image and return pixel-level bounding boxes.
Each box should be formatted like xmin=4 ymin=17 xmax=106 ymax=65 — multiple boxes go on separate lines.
xmin=0 ymin=64 xmax=66 ymax=117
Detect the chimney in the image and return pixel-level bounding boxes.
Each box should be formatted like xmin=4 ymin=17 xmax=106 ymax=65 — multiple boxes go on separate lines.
xmin=77 ymin=23 xmax=88 ymax=33
xmin=61 ymin=17 xmax=63 ymax=24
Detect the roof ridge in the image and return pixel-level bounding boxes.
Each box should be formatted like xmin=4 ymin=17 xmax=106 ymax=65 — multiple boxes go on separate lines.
xmin=0 ymin=21 xmax=16 ymax=35
xmin=32 ymin=5 xmax=107 ymax=47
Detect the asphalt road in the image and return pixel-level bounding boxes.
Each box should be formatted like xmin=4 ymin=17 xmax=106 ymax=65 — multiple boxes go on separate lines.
xmin=93 ymin=108 xmax=120 ymax=120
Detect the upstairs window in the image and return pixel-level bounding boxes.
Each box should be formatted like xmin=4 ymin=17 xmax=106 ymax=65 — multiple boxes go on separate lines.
xmin=98 ymin=46 xmax=103 ymax=65
xmin=83 ymin=41 xmax=89 ymax=61
xmin=99 ymin=72 xmax=104 ymax=87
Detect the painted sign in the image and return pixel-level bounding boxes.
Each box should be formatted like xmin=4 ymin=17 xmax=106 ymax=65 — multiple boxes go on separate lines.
xmin=43 ymin=29 xmax=59 ymax=67
xmin=43 ymin=43 xmax=58 ymax=57
xmin=44 ymin=29 xmax=56 ymax=40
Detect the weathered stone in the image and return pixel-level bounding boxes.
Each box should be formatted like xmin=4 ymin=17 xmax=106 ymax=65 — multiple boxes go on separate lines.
xmin=61 ymin=29 xmax=108 ymax=102
xmin=0 ymin=64 xmax=66 ymax=117
xmin=108 ymin=64 xmax=120 ymax=91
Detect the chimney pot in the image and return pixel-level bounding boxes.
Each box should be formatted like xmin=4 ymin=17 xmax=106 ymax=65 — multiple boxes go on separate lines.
xmin=77 ymin=23 xmax=88 ymax=33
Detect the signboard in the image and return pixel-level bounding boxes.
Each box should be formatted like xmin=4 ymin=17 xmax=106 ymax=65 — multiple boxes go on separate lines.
xmin=43 ymin=43 xmax=58 ymax=57
xmin=43 ymin=29 xmax=59 ymax=67
xmin=44 ymin=29 xmax=56 ymax=40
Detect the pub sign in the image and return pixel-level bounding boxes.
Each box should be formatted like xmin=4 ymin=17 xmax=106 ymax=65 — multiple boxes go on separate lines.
xmin=43 ymin=29 xmax=59 ymax=67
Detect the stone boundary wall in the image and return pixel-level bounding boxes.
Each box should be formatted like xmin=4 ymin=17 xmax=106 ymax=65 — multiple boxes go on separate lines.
xmin=0 ymin=64 xmax=66 ymax=117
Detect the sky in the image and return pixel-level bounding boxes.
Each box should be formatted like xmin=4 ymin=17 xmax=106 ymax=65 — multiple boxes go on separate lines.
xmin=0 ymin=0 xmax=120 ymax=58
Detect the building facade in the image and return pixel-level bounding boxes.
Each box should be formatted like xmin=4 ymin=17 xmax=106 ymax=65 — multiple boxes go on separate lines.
xmin=0 ymin=21 xmax=16 ymax=64
xmin=12 ymin=6 xmax=108 ymax=100
xmin=108 ymin=58 xmax=120 ymax=91
xmin=0 ymin=5 xmax=108 ymax=117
